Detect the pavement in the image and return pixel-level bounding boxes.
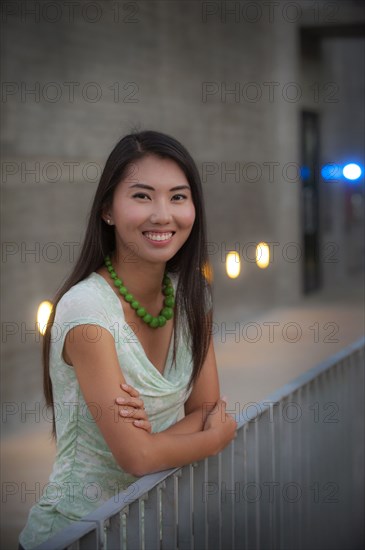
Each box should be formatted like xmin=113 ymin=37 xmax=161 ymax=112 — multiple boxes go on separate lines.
xmin=215 ymin=274 xmax=364 ymax=412
xmin=1 ymin=273 xmax=364 ymax=549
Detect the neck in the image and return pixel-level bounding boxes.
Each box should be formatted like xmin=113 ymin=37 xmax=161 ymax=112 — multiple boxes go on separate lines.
xmin=110 ymin=250 xmax=167 ymax=306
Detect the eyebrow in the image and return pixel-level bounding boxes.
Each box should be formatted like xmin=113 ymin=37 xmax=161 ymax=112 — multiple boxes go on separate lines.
xmin=129 ymin=183 xmax=191 ymax=192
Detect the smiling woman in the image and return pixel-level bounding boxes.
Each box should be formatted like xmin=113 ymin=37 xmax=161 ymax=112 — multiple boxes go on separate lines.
xmin=102 ymin=154 xmax=196 ymax=277
xmin=18 ymin=130 xmax=237 ymax=549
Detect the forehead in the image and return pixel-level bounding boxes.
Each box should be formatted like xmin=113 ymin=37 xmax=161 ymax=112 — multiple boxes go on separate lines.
xmin=119 ymin=155 xmax=190 ymax=189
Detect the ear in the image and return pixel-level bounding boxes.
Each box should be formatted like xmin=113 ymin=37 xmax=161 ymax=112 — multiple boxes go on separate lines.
xmin=101 ymin=204 xmax=113 ymax=225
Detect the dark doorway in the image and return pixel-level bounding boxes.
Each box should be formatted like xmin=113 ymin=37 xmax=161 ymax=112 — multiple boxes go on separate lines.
xmin=301 ymin=111 xmax=321 ymax=293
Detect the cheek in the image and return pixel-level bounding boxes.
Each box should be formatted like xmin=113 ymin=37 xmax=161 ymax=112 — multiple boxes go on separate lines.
xmin=113 ymin=203 xmax=143 ymax=226
xmin=180 ymin=203 xmax=196 ymax=227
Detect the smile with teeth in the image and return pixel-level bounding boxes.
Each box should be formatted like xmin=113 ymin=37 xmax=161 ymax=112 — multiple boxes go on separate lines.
xmin=143 ymin=231 xmax=175 ymax=242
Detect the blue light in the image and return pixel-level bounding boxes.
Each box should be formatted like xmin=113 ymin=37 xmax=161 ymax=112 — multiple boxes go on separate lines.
xmin=343 ymin=163 xmax=362 ymax=181
xmin=321 ymin=163 xmax=342 ymax=180
xmin=300 ymin=166 xmax=311 ymax=180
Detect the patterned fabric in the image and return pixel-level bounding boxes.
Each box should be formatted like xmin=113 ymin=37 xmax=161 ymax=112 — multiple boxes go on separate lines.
xmin=19 ymin=272 xmax=193 ymax=549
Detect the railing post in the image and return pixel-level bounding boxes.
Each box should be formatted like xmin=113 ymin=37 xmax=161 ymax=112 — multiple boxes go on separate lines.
xmin=160 ymin=473 xmax=178 ymax=550
xmin=126 ymin=499 xmax=143 ymax=549
xmin=78 ymin=519 xmax=103 ymax=550
xmin=220 ymin=440 xmax=235 ymax=549
xmin=192 ymin=459 xmax=208 ymax=550
xmin=234 ymin=422 xmax=247 ymax=549
xmin=177 ymin=464 xmax=194 ymax=550
xmin=106 ymin=511 xmax=124 ymax=550
xmin=245 ymin=419 xmax=259 ymax=550
xmin=257 ymin=406 xmax=275 ymax=550
xmin=143 ymin=486 xmax=161 ymax=550
xmin=205 ymin=451 xmax=221 ymax=549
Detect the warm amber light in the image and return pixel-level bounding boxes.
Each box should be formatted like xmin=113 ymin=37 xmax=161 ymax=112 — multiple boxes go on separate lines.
xmin=37 ymin=301 xmax=53 ymax=335
xmin=226 ymin=251 xmax=240 ymax=278
xmin=202 ymin=261 xmax=213 ymax=283
xmin=256 ymin=242 xmax=270 ymax=269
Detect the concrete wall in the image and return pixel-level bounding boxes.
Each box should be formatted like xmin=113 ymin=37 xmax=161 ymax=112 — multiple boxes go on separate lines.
xmin=1 ymin=0 xmax=364 ymax=436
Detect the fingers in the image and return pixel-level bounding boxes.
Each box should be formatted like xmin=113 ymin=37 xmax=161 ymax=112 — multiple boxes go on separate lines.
xmin=116 ymin=396 xmax=145 ymax=409
xmin=119 ymin=407 xmax=148 ymax=421
xmin=115 ymin=383 xmax=144 ymax=409
xmin=120 ymin=382 xmax=140 ymax=398
xmin=118 ymin=406 xmax=152 ymax=433
xmin=116 ymin=383 xmax=151 ymax=432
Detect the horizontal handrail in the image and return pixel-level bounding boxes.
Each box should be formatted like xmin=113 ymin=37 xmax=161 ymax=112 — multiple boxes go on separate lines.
xmin=237 ymin=335 xmax=365 ymax=425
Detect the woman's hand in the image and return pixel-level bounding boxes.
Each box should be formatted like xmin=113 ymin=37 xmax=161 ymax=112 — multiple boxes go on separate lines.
xmin=203 ymin=396 xmax=237 ymax=454
xmin=115 ymin=383 xmax=152 ymax=433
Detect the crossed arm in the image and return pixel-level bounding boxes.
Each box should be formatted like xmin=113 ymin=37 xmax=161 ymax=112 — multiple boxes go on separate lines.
xmin=64 ymin=322 xmax=229 ymax=477
xmin=114 ymin=335 xmax=219 ymax=435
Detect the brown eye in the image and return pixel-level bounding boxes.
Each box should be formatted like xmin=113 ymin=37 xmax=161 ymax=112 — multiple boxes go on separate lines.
xmin=132 ymin=193 xmax=150 ymax=199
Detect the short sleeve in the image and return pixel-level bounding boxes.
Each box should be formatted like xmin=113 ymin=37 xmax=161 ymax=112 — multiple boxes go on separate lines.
xmin=50 ymin=285 xmax=114 ymax=366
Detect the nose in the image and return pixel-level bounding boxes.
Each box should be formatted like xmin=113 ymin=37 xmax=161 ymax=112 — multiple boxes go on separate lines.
xmin=149 ymin=199 xmax=173 ymax=225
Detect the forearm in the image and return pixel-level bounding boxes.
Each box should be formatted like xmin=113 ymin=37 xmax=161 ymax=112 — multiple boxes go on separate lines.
xmin=133 ymin=406 xmax=220 ymax=475
xmin=163 ymin=409 xmax=204 ymax=435
xmin=136 ymin=429 xmax=218 ymax=476
xmin=163 ymin=401 xmax=217 ymax=436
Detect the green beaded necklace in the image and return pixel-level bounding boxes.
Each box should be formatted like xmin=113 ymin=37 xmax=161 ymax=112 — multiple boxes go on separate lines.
xmin=104 ymin=255 xmax=175 ymax=328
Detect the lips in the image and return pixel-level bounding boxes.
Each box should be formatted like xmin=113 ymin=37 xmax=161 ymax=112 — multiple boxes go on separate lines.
xmin=142 ymin=231 xmax=175 ymax=242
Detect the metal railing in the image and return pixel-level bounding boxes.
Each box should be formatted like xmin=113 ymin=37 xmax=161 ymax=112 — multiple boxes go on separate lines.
xmin=35 ymin=337 xmax=364 ymax=550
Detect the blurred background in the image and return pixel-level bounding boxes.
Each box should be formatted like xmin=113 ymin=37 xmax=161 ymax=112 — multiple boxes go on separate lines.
xmin=1 ymin=0 xmax=364 ymax=547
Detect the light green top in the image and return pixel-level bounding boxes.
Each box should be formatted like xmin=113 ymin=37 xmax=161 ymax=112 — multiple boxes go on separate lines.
xmin=19 ymin=271 xmax=194 ymax=549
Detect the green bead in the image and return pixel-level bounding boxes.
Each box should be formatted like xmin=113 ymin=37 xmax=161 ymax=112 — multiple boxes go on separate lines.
xmin=158 ymin=316 xmax=167 ymax=327
xmin=143 ymin=313 xmax=152 ymax=323
xmin=161 ymin=307 xmax=173 ymax=320
xmin=104 ymin=256 xmax=175 ymax=329
xmin=163 ymin=286 xmax=174 ymax=296
xmin=164 ymin=296 xmax=175 ymax=307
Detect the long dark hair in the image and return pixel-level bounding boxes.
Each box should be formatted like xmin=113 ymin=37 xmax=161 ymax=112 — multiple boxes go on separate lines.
xmin=43 ymin=129 xmax=213 ymax=440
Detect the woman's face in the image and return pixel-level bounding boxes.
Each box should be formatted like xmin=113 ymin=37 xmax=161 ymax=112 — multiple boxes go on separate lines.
xmin=107 ymin=154 xmax=196 ymax=265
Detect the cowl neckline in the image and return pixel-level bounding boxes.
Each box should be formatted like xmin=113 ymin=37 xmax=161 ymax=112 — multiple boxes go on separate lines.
xmin=90 ymin=271 xmax=176 ymax=380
